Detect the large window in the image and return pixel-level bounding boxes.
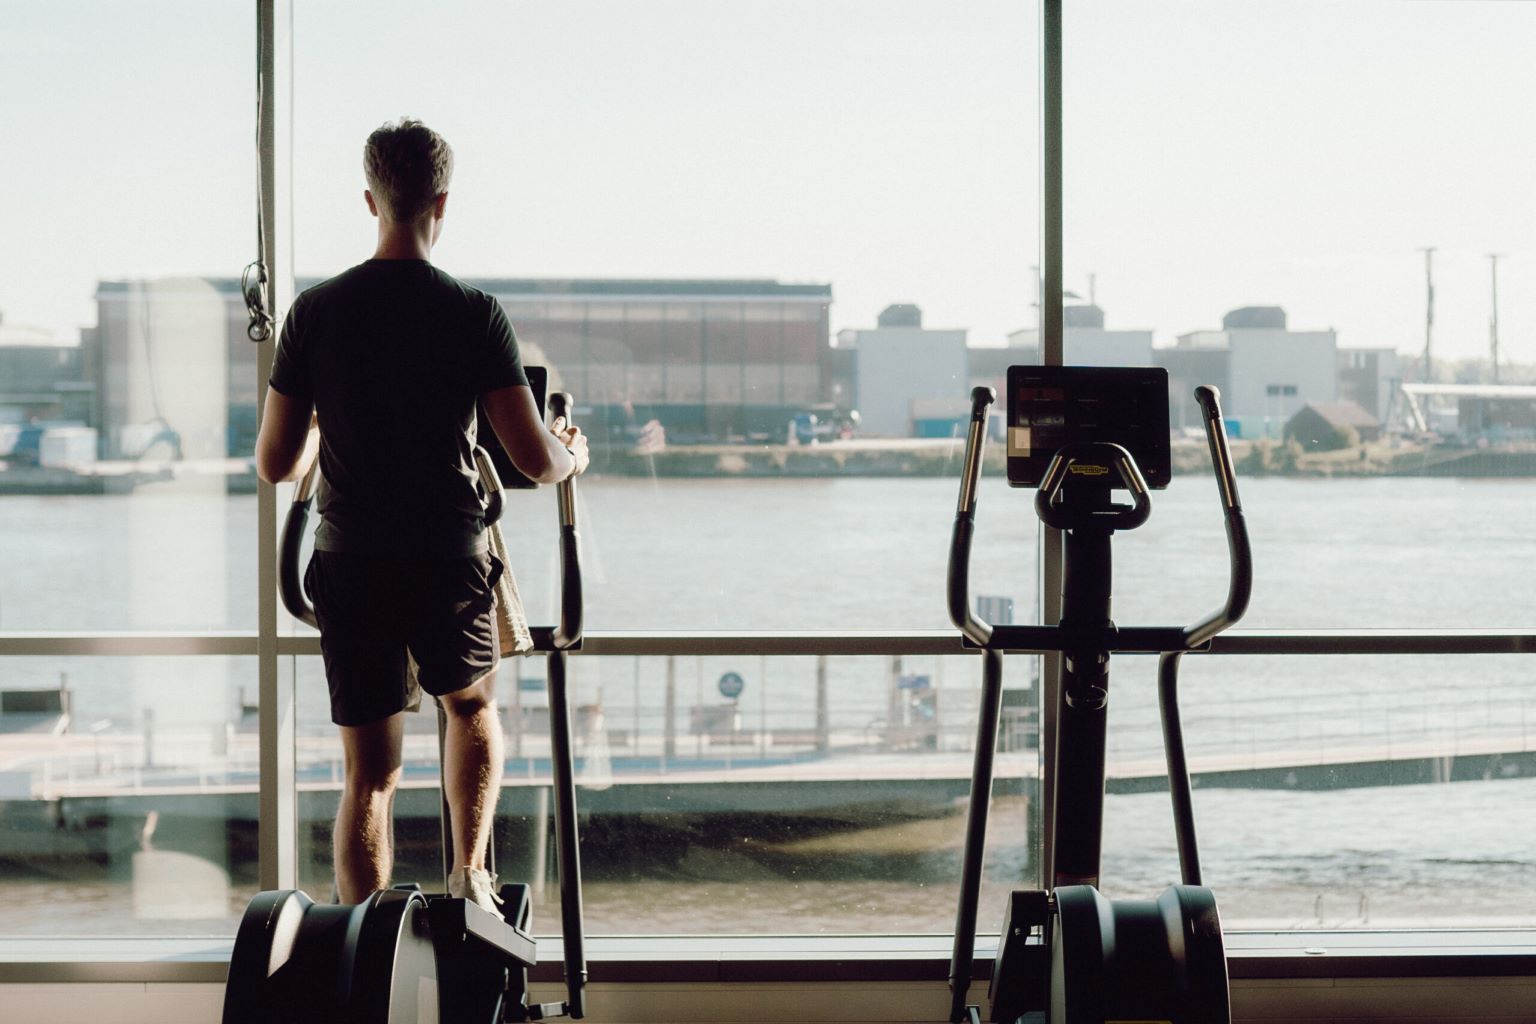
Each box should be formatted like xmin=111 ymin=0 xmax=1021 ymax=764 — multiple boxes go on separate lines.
xmin=1064 ymin=0 xmax=1536 ymax=631
xmin=0 ymin=3 xmax=257 ymax=634
xmin=1065 ymin=0 xmax=1536 ymax=934
xmin=292 ymin=0 xmax=1039 ymax=632
xmin=0 ymin=2 xmax=255 ymax=937
xmin=287 ymin=0 xmax=1041 ymax=939
xmin=2 ymin=0 xmax=1535 ymax=965
xmin=294 ymin=652 xmax=1037 ymax=936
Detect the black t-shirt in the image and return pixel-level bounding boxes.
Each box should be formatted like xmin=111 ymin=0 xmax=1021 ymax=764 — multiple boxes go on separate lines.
xmin=268 ymin=259 xmax=528 ymax=557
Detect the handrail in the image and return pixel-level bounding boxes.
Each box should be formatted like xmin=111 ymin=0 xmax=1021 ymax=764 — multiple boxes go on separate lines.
xmin=1183 ymin=385 xmax=1253 ymax=649
xmin=278 ymin=460 xmax=320 ymax=629
xmin=1033 ymin=441 xmax=1152 ymax=532
xmin=947 ymin=387 xmax=996 ymax=647
xmin=471 ymin=445 xmax=504 ymax=527
xmin=946 ymin=384 xmax=1252 ymax=657
xmin=535 ymin=390 xmax=588 ymax=1016
xmin=547 ymin=391 xmax=583 ymax=651
xmin=276 ymin=444 xmax=528 ymax=632
xmin=6 ymin=628 xmax=1534 ymax=659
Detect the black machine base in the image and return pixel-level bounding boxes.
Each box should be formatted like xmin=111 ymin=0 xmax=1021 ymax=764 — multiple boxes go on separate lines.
xmin=223 ymin=883 xmax=550 ymax=1024
xmin=988 ymin=884 xmax=1231 ymax=1024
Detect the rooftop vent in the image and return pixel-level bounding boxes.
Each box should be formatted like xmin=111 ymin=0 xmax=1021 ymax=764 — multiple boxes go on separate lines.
xmin=1222 ymin=306 xmax=1287 ymax=330
xmin=877 ymin=304 xmax=923 ymax=328
xmin=1064 ymin=304 xmax=1105 ymax=329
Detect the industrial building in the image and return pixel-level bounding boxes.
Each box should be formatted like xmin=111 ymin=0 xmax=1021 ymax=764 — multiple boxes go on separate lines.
xmin=837 ymin=304 xmax=968 ymax=437
xmin=81 ymin=277 xmax=832 ymax=457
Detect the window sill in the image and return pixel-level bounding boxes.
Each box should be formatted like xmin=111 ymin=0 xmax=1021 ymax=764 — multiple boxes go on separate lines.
xmin=3 ymin=930 xmax=1536 ymax=984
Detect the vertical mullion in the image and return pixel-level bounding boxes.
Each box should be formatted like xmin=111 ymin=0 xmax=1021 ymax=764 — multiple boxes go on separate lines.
xmin=1037 ymin=0 xmax=1064 ymax=889
xmin=257 ymin=0 xmax=297 ymax=892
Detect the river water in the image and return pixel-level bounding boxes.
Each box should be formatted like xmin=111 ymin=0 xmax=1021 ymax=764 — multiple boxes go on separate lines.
xmin=2 ymin=471 xmax=1534 ymax=936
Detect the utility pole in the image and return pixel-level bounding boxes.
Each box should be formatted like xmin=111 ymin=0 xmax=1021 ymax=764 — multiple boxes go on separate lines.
xmin=1419 ymin=247 xmax=1435 ymax=383
xmin=1488 ymin=253 xmax=1504 ymax=384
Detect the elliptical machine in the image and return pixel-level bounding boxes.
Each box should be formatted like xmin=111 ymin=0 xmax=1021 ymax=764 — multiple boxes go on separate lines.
xmin=946 ymin=366 xmax=1252 ymax=1024
xmin=225 ymin=379 xmax=588 ymax=1024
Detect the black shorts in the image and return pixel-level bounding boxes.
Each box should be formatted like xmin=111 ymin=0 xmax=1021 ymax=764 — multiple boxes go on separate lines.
xmin=304 ymin=550 xmax=502 ymax=726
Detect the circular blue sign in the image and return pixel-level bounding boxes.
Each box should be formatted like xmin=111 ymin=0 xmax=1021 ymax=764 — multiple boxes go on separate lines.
xmin=717 ymin=671 xmax=745 ymax=700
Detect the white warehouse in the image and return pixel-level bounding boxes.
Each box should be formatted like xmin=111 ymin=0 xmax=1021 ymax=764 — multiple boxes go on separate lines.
xmin=840 ymin=305 xmax=968 ymax=437
xmin=1175 ymin=307 xmax=1337 ymax=439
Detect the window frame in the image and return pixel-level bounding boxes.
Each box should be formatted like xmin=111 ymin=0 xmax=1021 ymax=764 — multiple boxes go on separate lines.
xmin=0 ymin=3 xmax=1533 ymax=1015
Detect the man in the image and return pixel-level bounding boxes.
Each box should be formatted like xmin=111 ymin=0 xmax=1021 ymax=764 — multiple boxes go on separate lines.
xmin=255 ymin=118 xmax=588 ymax=912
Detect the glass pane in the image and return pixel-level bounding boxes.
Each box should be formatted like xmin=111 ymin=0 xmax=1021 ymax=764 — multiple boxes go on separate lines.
xmin=0 ymin=3 xmax=257 ymax=631
xmin=0 ymin=657 xmax=257 ymax=937
xmin=1065 ymin=0 xmax=1536 ymax=628
xmin=317 ymin=477 xmax=1036 ymax=635
xmin=1100 ymin=654 xmax=1536 ymax=930
xmin=295 ymin=653 xmax=1039 ymax=936
xmin=293 ymin=0 xmax=1038 ymax=632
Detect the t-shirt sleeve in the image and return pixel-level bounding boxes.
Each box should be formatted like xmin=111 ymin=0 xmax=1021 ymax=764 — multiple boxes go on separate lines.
xmin=478 ymin=297 xmax=530 ymax=393
xmin=267 ymin=302 xmax=311 ymax=400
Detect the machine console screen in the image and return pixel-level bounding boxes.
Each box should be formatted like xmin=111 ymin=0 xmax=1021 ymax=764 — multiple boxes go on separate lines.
xmin=1005 ymin=365 xmax=1171 ymax=490
xmin=476 ymin=365 xmax=549 ymax=490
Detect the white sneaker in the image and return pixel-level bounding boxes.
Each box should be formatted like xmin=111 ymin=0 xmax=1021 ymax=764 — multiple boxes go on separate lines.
xmin=447 ymin=866 xmax=503 ymax=917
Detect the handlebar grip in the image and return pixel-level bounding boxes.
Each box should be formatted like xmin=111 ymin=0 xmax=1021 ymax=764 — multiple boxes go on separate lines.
xmin=948 ymin=387 xmax=996 ymax=645
xmin=1195 ymin=385 xmax=1241 ymax=513
xmin=1183 ymin=385 xmax=1253 ymax=648
xmin=278 ymin=462 xmax=320 ymax=629
xmin=471 ymin=446 xmax=504 ymax=527
xmin=548 ymin=391 xmax=583 ymax=648
xmin=1034 ymin=442 xmax=1152 ymax=532
xmin=957 ymin=388 xmax=995 ymax=515
xmin=948 ymin=513 xmax=993 ymax=646
xmin=555 ymin=527 xmax=583 ymax=649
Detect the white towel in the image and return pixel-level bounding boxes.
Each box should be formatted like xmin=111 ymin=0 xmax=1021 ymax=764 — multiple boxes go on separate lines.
xmin=487 ymin=519 xmax=535 ymax=658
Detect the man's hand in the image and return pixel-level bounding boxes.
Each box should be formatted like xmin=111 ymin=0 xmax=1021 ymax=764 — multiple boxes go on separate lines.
xmin=551 ymin=417 xmax=590 ymax=478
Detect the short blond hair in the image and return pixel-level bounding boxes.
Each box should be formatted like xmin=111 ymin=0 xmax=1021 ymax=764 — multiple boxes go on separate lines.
xmin=363 ymin=118 xmax=454 ymax=222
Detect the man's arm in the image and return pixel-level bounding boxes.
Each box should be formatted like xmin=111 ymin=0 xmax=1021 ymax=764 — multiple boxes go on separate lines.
xmin=254 ymin=385 xmax=319 ymax=484
xmin=481 ymin=384 xmax=588 ymax=485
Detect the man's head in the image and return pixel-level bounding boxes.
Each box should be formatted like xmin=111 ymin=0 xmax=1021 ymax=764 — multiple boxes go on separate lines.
xmin=363 ymin=118 xmax=454 ymax=224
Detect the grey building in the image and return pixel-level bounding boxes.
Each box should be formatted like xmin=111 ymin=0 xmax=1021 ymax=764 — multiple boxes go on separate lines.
xmin=1173 ymin=307 xmax=1337 ymax=439
xmin=0 ymin=322 xmax=90 ymax=428
xmin=487 ymin=279 xmax=833 ymax=442
xmin=1338 ymin=347 xmax=1401 ymax=423
xmin=89 ymin=277 xmax=833 ymax=454
xmin=840 ymin=305 xmax=968 ymax=437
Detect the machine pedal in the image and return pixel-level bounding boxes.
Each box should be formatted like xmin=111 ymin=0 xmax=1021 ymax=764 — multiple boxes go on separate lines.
xmin=990 ymin=890 xmax=1050 ymax=1024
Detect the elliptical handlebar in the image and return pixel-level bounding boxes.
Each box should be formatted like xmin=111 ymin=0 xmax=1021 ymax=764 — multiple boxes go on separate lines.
xmin=276 ymin=400 xmax=588 ymax=653
xmin=947 ymin=386 xmax=997 ymax=647
xmin=279 ymin=460 xmax=321 ymax=629
xmin=547 ymin=392 xmax=584 ymax=651
xmin=946 ymin=381 xmax=1251 ymax=654
xmin=1034 ymin=441 xmax=1152 ymax=532
xmin=471 ymin=446 xmax=505 ymax=528
xmin=1181 ymin=385 xmax=1252 ymax=649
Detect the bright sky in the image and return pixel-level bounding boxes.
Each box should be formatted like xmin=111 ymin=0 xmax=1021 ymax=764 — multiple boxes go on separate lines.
xmin=2 ymin=0 xmax=1533 ymax=365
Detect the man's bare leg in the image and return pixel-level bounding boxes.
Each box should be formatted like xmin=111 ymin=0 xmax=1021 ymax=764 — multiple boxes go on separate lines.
xmin=335 ymin=713 xmax=404 ymax=903
xmin=440 ymin=674 xmax=504 ymax=871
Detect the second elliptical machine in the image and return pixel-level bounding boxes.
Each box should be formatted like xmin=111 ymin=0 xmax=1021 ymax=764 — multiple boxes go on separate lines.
xmin=946 ymin=366 xmax=1253 ymax=1024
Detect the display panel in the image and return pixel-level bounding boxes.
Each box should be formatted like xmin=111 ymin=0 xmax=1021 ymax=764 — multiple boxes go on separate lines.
xmin=1005 ymin=365 xmax=1171 ymax=489
xmin=475 ymin=365 xmax=548 ymax=490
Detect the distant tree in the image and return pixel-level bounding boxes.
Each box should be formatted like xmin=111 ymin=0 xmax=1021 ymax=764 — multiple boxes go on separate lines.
xmin=1280 ymin=439 xmax=1304 ymax=472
